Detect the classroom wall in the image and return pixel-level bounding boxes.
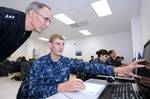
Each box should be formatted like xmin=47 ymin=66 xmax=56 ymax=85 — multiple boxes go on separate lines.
xmin=130 ymin=0 xmax=150 ymax=59
xmin=131 ymin=17 xmax=143 ymax=58
xmin=10 ymin=38 xmax=49 ymax=61
xmin=140 ymin=0 xmax=150 ymax=45
xmin=4 ymin=0 xmax=150 ymax=65
xmin=63 ymin=32 xmax=133 ymax=63
xmin=10 ymin=32 xmax=133 ymax=64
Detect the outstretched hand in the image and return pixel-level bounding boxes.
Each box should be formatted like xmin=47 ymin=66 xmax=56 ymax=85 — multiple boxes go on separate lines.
xmin=114 ymin=59 xmax=145 ymax=78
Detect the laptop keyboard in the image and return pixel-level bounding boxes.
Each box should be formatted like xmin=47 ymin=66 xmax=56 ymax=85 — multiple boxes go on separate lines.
xmin=98 ymin=83 xmax=138 ymax=99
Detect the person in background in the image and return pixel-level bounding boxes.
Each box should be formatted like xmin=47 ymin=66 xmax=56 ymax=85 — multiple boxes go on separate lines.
xmin=107 ymin=50 xmax=117 ymax=66
xmin=95 ymin=49 xmax=109 ymax=64
xmin=89 ymin=55 xmax=94 ymax=63
xmin=17 ymin=34 xmax=144 ymax=99
xmin=0 ymin=1 xmax=52 ymax=62
xmin=115 ymin=56 xmax=124 ymax=67
xmin=20 ymin=56 xmax=30 ymax=81
xmin=84 ymin=49 xmax=109 ymax=80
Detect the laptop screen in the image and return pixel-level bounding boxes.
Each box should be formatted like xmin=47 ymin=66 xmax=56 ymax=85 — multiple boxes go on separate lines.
xmin=144 ymin=40 xmax=150 ymax=61
xmin=136 ymin=40 xmax=150 ymax=99
xmin=137 ymin=40 xmax=150 ymax=77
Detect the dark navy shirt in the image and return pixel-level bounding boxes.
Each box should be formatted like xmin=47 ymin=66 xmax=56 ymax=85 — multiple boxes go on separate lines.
xmin=93 ymin=58 xmax=111 ymax=65
xmin=17 ymin=53 xmax=114 ymax=99
xmin=106 ymin=57 xmax=117 ymax=66
xmin=0 ymin=7 xmax=32 ymax=62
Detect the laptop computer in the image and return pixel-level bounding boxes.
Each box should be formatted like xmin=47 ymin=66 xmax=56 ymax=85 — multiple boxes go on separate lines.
xmin=97 ymin=40 xmax=150 ymax=99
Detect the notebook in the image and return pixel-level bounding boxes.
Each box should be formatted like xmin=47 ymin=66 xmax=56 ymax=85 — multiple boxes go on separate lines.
xmin=79 ymin=82 xmax=106 ymax=95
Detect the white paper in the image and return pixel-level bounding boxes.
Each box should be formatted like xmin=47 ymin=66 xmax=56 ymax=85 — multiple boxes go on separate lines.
xmin=79 ymin=82 xmax=106 ymax=95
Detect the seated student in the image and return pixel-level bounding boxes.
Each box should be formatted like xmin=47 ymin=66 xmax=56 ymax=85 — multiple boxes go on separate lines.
xmin=107 ymin=50 xmax=117 ymax=66
xmin=17 ymin=34 xmax=144 ymax=99
xmin=20 ymin=57 xmax=30 ymax=81
xmin=115 ymin=56 xmax=124 ymax=67
xmin=94 ymin=49 xmax=109 ymax=64
xmin=89 ymin=55 xmax=94 ymax=63
xmin=83 ymin=49 xmax=109 ymax=80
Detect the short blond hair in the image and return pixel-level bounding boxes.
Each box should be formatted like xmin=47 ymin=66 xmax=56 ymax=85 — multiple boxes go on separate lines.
xmin=49 ymin=34 xmax=64 ymax=42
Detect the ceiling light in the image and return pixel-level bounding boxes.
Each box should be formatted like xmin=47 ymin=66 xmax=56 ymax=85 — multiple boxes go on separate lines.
xmin=79 ymin=30 xmax=92 ymax=36
xmin=54 ymin=13 xmax=76 ymax=25
xmin=38 ymin=37 xmax=49 ymax=42
xmin=91 ymin=0 xmax=112 ymax=17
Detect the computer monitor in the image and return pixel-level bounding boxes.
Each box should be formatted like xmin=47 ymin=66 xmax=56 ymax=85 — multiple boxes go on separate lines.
xmin=136 ymin=40 xmax=150 ymax=99
xmin=137 ymin=40 xmax=150 ymax=77
xmin=144 ymin=40 xmax=150 ymax=60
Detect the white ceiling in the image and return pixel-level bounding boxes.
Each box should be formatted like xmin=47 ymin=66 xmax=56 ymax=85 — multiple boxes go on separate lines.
xmin=0 ymin=0 xmax=140 ymax=40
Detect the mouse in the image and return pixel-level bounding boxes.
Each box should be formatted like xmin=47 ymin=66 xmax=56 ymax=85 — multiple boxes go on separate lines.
xmin=106 ymin=76 xmax=115 ymax=83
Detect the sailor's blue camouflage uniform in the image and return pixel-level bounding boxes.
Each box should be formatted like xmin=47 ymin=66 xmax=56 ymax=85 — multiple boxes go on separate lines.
xmin=17 ymin=53 xmax=114 ymax=99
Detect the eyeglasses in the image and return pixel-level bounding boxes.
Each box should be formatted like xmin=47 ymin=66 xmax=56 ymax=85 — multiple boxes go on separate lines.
xmin=33 ymin=10 xmax=51 ymax=23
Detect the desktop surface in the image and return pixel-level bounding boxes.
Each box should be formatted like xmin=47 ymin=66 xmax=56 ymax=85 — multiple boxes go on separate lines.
xmin=47 ymin=79 xmax=140 ymax=99
xmin=47 ymin=79 xmax=107 ymax=99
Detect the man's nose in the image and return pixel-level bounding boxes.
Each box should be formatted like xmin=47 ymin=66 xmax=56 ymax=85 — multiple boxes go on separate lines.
xmin=45 ymin=21 xmax=50 ymax=28
xmin=60 ymin=44 xmax=64 ymax=49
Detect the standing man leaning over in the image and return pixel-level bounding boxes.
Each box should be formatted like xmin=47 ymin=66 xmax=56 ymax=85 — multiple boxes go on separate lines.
xmin=0 ymin=1 xmax=52 ymax=62
xmin=17 ymin=34 xmax=144 ymax=99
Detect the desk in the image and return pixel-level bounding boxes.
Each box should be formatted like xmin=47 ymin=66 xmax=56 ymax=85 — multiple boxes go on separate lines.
xmin=47 ymin=79 xmax=138 ymax=99
xmin=47 ymin=79 xmax=108 ymax=99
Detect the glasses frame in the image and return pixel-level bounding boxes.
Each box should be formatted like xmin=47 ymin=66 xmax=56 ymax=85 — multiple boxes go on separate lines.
xmin=33 ymin=10 xmax=51 ymax=23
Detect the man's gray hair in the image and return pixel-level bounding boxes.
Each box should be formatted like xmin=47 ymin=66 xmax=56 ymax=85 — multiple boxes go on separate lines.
xmin=26 ymin=1 xmax=51 ymax=13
